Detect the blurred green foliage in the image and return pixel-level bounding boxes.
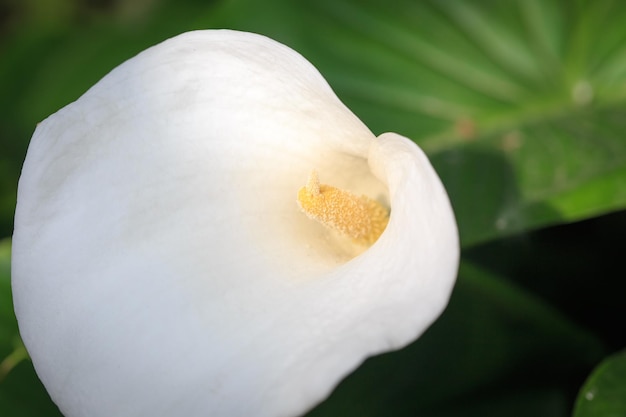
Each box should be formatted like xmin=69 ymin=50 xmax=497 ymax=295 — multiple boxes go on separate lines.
xmin=1 ymin=0 xmax=625 ymax=416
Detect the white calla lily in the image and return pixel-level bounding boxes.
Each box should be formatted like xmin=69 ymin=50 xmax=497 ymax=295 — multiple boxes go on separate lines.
xmin=12 ymin=30 xmax=459 ymax=417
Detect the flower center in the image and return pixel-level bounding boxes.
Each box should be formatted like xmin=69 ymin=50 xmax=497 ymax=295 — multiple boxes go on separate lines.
xmin=297 ymin=171 xmax=389 ymax=245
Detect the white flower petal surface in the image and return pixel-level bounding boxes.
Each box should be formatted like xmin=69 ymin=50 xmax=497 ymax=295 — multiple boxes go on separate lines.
xmin=12 ymin=30 xmax=459 ymax=417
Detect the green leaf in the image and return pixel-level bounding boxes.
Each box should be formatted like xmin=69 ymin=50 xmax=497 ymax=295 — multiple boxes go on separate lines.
xmin=0 ymin=238 xmax=18 ymax=363
xmin=573 ymin=351 xmax=626 ymax=417
xmin=201 ymin=0 xmax=626 ymax=246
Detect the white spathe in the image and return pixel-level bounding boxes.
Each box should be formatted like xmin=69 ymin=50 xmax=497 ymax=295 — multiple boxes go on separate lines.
xmin=12 ymin=30 xmax=459 ymax=417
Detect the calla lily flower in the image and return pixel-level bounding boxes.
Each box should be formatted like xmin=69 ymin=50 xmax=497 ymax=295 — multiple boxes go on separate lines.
xmin=12 ymin=30 xmax=459 ymax=417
